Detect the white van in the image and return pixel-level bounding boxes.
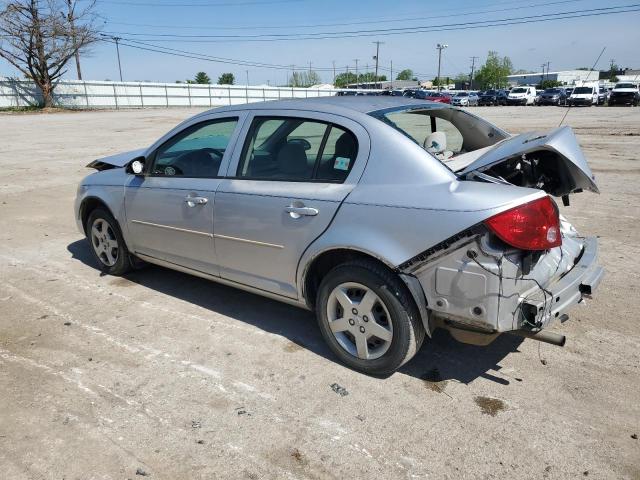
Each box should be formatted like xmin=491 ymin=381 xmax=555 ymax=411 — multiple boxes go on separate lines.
xmin=506 ymin=86 xmax=537 ymax=105
xmin=568 ymin=85 xmax=598 ymax=106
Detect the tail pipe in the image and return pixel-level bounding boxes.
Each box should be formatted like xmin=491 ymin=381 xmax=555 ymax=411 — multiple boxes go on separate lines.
xmin=508 ymin=329 xmax=566 ymax=347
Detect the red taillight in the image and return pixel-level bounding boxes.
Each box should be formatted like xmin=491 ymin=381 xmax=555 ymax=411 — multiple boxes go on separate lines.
xmin=484 ymin=196 xmax=561 ymax=251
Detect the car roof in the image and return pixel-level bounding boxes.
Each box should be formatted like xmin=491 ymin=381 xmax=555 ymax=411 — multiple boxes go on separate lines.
xmin=196 ymin=96 xmax=450 ymax=117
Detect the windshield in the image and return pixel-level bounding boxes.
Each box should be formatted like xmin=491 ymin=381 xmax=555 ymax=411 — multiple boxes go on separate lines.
xmin=573 ymin=87 xmax=593 ymax=94
xmin=615 ymin=83 xmax=636 ymax=89
xmin=544 ymin=88 xmax=561 ymax=94
xmin=511 ymin=88 xmax=527 ymax=93
xmin=484 ymin=90 xmax=497 ymax=95
xmin=456 ymin=92 xmax=469 ymax=97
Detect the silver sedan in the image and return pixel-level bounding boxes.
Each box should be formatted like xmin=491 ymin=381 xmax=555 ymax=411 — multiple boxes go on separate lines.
xmin=75 ymin=97 xmax=603 ymax=375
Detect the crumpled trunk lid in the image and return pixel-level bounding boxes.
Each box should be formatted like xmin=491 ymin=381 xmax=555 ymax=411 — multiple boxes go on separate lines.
xmin=457 ymin=126 xmax=599 ymax=197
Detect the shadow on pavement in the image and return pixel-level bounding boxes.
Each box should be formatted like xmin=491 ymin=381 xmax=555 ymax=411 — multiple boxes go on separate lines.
xmin=68 ymin=239 xmax=523 ymax=385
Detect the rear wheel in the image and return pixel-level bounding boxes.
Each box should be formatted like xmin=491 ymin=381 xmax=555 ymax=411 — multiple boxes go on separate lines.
xmin=86 ymin=208 xmax=132 ymax=275
xmin=316 ymin=260 xmax=425 ymax=376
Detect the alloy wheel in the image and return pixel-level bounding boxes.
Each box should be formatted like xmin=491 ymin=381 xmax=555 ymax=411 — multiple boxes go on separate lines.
xmin=326 ymin=282 xmax=393 ymax=360
xmin=90 ymin=218 xmax=119 ymax=267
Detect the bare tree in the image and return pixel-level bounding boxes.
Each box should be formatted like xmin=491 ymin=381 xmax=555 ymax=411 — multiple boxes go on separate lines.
xmin=0 ymin=0 xmax=98 ymax=107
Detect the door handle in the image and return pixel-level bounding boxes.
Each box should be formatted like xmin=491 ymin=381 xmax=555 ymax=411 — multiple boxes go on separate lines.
xmin=285 ymin=205 xmax=319 ymax=218
xmin=185 ymin=195 xmax=208 ymax=207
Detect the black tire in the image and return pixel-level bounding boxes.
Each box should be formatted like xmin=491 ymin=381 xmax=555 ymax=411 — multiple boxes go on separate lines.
xmin=86 ymin=208 xmax=132 ymax=276
xmin=315 ymin=260 xmax=425 ymax=376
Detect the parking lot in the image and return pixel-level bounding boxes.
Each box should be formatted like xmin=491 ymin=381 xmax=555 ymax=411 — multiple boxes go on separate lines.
xmin=1 ymin=105 xmax=639 ymax=479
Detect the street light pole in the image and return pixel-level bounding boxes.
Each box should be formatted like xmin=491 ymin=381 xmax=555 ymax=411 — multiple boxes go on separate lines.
xmin=436 ymin=43 xmax=448 ymax=91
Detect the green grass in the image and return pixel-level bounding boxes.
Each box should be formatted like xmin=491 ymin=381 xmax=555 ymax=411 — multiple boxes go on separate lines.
xmin=0 ymin=105 xmax=44 ymax=112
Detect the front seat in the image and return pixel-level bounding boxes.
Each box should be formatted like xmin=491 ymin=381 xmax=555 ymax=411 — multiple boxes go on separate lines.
xmin=276 ymin=142 xmax=311 ymax=179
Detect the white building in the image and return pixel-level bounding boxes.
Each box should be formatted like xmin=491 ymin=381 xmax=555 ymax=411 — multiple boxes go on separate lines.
xmin=507 ymin=70 xmax=599 ymax=86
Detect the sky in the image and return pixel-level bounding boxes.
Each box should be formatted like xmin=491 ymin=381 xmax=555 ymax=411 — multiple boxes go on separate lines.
xmin=1 ymin=0 xmax=639 ymax=84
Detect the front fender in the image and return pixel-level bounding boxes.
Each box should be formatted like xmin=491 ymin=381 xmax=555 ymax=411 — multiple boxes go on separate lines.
xmin=75 ymin=170 xmax=128 ymax=244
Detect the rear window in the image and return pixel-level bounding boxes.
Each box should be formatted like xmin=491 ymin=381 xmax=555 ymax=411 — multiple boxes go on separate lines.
xmin=573 ymin=87 xmax=593 ymax=94
xmin=511 ymin=88 xmax=527 ymax=93
xmin=615 ymin=83 xmax=636 ymax=89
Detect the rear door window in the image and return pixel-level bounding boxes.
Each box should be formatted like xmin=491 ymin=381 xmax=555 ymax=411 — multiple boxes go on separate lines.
xmin=237 ymin=117 xmax=358 ymax=183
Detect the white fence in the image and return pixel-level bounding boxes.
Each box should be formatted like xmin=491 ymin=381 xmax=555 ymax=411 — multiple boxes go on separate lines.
xmin=0 ymin=78 xmax=350 ymax=109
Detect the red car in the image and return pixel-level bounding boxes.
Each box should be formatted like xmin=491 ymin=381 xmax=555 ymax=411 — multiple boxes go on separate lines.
xmin=415 ymin=90 xmax=452 ymax=103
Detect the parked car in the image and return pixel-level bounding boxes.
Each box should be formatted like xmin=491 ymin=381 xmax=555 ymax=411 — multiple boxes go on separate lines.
xmin=567 ymin=85 xmax=598 ymax=106
xmin=415 ymin=91 xmax=452 ymax=103
xmin=75 ymin=97 xmax=603 ymax=375
xmin=607 ymin=82 xmax=640 ymax=106
xmin=451 ymin=91 xmax=479 ymax=106
xmin=538 ymin=87 xmax=568 ymax=106
xmin=596 ymin=86 xmax=609 ymax=105
xmin=564 ymin=87 xmax=574 ymax=97
xmin=402 ymin=89 xmax=418 ymax=98
xmin=506 ymin=86 xmax=537 ymax=105
xmin=478 ymin=89 xmax=507 ymax=106
xmin=533 ymin=90 xmax=544 ymax=105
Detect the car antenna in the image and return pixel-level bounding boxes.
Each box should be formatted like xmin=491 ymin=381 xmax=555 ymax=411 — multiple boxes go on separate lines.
xmin=559 ymin=47 xmax=606 ymax=127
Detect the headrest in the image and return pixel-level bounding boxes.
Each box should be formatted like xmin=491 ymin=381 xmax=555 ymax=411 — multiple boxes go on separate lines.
xmin=277 ymin=142 xmax=309 ymax=177
xmin=424 ymin=131 xmax=447 ymax=154
xmin=335 ymin=132 xmax=357 ymax=159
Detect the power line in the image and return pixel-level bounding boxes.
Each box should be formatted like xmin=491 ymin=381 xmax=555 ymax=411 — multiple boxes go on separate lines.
xmin=95 ymin=0 xmax=588 ymax=31
xmin=98 ymin=4 xmax=640 ymax=42
xmin=109 ymin=36 xmax=436 ymax=76
xmin=100 ymin=37 xmax=437 ymax=80
xmin=86 ymin=0 xmax=307 ymax=6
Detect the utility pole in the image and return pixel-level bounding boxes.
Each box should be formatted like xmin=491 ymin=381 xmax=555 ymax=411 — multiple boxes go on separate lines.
xmin=66 ymin=0 xmax=82 ymax=80
xmin=332 ymin=60 xmax=336 ymax=85
xmin=390 ymin=60 xmax=393 ymax=89
xmin=545 ymin=61 xmax=551 ymax=82
xmin=469 ymin=56 xmax=478 ymax=90
xmin=373 ymin=41 xmax=383 ymax=89
xmin=541 ymin=63 xmax=546 ymax=84
xmin=354 ymin=59 xmax=359 ymax=86
xmin=436 ymin=43 xmax=448 ymax=91
xmin=114 ymin=37 xmax=123 ymax=81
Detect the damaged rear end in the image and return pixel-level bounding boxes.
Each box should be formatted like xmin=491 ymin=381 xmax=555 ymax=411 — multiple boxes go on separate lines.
xmin=403 ymin=126 xmax=604 ymax=346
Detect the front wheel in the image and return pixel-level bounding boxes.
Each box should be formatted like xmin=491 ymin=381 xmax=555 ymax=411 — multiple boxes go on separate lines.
xmin=86 ymin=208 xmax=132 ymax=275
xmin=316 ymin=260 xmax=425 ymax=376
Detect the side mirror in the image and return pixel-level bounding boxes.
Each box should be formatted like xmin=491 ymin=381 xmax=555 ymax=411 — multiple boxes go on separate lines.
xmin=128 ymin=156 xmax=145 ymax=175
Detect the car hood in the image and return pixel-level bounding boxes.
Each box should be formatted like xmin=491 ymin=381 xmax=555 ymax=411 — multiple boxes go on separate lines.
xmin=457 ymin=126 xmax=599 ymax=196
xmin=86 ymin=148 xmax=146 ymax=170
